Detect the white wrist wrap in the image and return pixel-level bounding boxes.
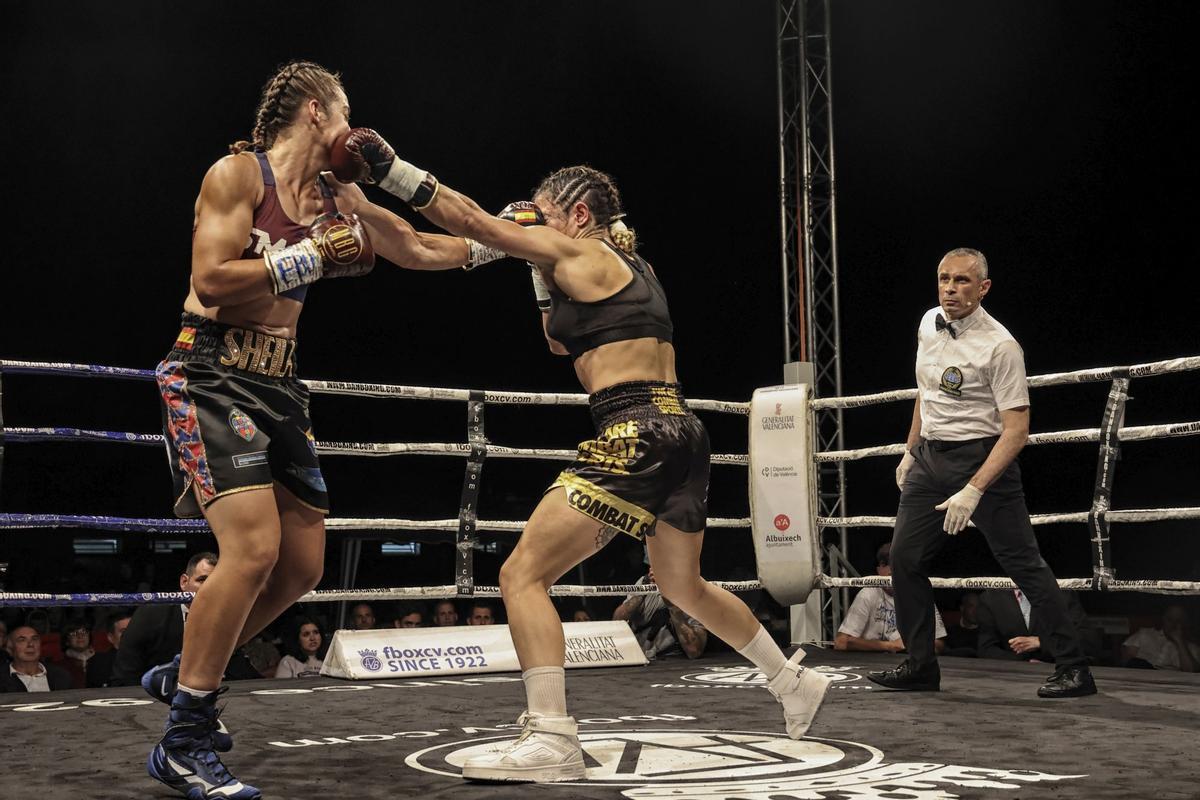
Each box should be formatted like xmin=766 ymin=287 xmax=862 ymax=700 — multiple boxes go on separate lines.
xmin=378 ymin=157 xmax=428 ymax=202
xmin=530 ymin=265 xmax=552 ymax=310
xmin=464 ymin=239 xmax=507 ymax=271
xmin=265 ymin=239 xmax=323 ymax=294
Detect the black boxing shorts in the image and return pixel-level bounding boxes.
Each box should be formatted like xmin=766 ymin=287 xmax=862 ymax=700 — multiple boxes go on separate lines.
xmin=155 ymin=313 xmax=329 ymax=518
xmin=548 ymin=381 xmax=709 ymax=538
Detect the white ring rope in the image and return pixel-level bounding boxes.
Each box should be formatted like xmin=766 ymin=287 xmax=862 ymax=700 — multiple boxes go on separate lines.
xmin=819 ymin=575 xmax=1200 ymax=594
xmin=819 ymin=507 xmax=1200 ymax=529
xmin=810 ymin=355 xmax=1200 ymax=410
xmin=815 ymin=420 xmax=1200 ymax=463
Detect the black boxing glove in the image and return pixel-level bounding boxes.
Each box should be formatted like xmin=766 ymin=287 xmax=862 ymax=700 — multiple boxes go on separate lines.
xmin=345 ymin=127 xmax=439 ymax=209
xmin=264 ymin=212 xmax=375 ymax=294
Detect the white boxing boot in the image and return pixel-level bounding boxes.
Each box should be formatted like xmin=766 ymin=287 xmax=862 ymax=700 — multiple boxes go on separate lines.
xmin=461 ymin=712 xmax=586 ymax=783
xmin=767 ymin=649 xmax=833 ymax=739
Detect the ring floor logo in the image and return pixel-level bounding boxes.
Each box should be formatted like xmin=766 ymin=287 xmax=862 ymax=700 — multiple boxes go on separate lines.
xmin=406 ymin=726 xmax=1084 ymax=799
xmin=666 ymin=664 xmax=866 ymax=689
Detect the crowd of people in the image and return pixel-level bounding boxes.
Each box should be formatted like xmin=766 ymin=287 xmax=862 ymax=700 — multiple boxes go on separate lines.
xmin=4 ymin=545 xmax=1195 ymax=697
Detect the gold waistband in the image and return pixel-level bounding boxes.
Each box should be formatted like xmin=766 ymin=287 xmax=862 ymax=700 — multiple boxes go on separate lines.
xmin=217 ymin=328 xmax=297 ymax=378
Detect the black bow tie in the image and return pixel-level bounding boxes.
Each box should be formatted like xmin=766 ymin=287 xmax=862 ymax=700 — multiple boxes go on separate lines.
xmin=935 ymin=314 xmax=958 ymax=339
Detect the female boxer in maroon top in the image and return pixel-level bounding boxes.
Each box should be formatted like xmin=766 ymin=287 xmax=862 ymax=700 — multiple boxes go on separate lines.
xmin=330 ymin=133 xmax=833 ymax=783
xmin=147 ymin=63 xmax=479 ymax=800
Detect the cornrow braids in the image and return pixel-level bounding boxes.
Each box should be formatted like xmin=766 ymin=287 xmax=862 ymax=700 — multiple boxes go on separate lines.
xmin=533 ymin=165 xmax=638 ymax=253
xmin=228 ymin=61 xmax=345 ymax=155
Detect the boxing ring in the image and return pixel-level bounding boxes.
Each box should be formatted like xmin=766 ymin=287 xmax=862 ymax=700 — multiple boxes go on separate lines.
xmin=1 ymin=356 xmax=1199 ymax=799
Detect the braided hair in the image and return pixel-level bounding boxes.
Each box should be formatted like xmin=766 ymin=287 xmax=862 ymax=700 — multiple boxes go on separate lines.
xmin=533 ymin=166 xmax=637 ymax=253
xmin=229 ymin=61 xmax=345 ymax=155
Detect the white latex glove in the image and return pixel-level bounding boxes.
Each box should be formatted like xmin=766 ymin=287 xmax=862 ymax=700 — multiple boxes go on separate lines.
xmin=934 ymin=484 xmax=983 ymax=534
xmin=895 ymin=451 xmax=917 ymax=490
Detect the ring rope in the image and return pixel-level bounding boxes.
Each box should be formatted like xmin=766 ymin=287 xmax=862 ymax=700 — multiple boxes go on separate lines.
xmin=3 ymin=427 xmax=750 ymax=466
xmin=819 ymin=575 xmax=1200 ymax=594
xmin=0 ymin=513 xmax=753 ymax=534
xmin=817 ymin=507 xmax=1200 ymax=529
xmin=0 ymin=580 xmax=766 ymax=607
xmin=815 ymin=420 xmax=1200 ymax=463
xmin=0 ymin=361 xmax=750 ymax=414
xmin=810 ymin=355 xmax=1200 ymax=410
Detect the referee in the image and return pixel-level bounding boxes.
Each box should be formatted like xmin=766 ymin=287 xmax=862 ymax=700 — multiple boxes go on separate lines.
xmin=867 ymin=248 xmax=1097 ymax=698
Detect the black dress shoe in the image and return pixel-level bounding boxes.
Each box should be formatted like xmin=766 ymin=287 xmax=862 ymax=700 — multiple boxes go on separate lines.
xmin=1037 ymin=665 xmax=1097 ymax=698
xmin=867 ymin=659 xmax=941 ymax=691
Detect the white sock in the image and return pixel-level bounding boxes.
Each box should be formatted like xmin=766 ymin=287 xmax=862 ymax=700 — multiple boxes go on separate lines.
xmin=737 ymin=626 xmax=787 ymax=681
xmin=523 ymin=666 xmax=567 ymax=716
xmin=177 ymin=682 xmax=215 ymax=699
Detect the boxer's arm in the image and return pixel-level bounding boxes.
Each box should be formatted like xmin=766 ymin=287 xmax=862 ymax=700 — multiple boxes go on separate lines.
xmin=191 ymin=154 xmax=276 ymax=306
xmin=353 ymin=201 xmax=470 ymax=271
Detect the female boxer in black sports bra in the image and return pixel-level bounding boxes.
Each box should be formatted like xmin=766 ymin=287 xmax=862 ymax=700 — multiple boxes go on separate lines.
xmin=332 ymin=138 xmax=832 ymax=782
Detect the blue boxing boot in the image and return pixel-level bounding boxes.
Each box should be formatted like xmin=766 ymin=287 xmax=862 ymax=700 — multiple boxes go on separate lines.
xmin=147 ymin=688 xmax=260 ymax=800
xmin=143 ymin=655 xmax=233 ymax=752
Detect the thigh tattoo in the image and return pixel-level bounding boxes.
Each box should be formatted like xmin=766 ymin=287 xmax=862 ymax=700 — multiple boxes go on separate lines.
xmin=595 ymin=525 xmax=620 ymax=550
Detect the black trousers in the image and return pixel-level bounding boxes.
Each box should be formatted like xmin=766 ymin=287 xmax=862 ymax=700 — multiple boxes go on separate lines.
xmin=891 ymin=437 xmax=1087 ymax=669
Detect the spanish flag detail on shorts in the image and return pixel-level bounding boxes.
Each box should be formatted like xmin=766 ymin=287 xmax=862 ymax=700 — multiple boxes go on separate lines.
xmin=174 ymin=327 xmax=196 ymax=351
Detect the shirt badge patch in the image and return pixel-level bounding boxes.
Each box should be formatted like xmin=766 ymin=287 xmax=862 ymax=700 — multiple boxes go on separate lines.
xmin=228 ymin=408 xmax=257 ymax=441
xmin=939 ymin=366 xmax=964 ymax=397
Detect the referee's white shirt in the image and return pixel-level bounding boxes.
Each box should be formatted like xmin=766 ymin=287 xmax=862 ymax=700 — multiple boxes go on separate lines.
xmin=916 ymin=305 xmax=1030 ymax=441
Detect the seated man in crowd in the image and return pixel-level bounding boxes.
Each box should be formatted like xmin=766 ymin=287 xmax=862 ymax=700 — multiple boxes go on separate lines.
xmin=835 ymin=543 xmax=947 ymax=654
xmin=2 ymin=626 xmax=72 ymax=692
xmin=110 ymin=552 xmax=258 ymax=685
xmin=977 ymin=587 xmax=1101 ymax=662
xmin=613 ymin=567 xmax=708 ymax=659
xmin=467 ymin=601 xmax=497 ymax=625
xmin=392 ymin=603 xmax=426 ymax=628
xmin=432 ymin=600 xmax=459 ymax=627
xmin=87 ymin=613 xmax=132 ymax=688
xmin=351 ymin=603 xmax=377 ymax=631
xmin=1122 ymin=604 xmax=1199 ymax=672
xmin=943 ymin=592 xmax=981 ymax=657
xmin=59 ymin=619 xmax=95 ymax=689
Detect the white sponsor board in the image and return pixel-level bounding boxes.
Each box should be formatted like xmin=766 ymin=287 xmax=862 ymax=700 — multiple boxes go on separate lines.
xmin=321 ymin=620 xmax=647 ymax=680
xmin=748 ymin=384 xmax=819 ymax=606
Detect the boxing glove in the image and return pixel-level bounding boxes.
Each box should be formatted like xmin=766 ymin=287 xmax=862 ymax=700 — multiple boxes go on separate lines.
xmin=264 ymin=212 xmax=375 ymax=294
xmin=344 ymin=128 xmax=438 ymax=208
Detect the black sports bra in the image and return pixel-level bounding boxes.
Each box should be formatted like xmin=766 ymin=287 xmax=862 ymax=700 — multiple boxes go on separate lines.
xmin=544 ymin=242 xmax=673 ymax=359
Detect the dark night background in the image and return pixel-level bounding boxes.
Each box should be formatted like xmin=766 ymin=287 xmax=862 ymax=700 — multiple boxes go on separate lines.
xmin=1 ymin=2 xmax=1196 ymax=627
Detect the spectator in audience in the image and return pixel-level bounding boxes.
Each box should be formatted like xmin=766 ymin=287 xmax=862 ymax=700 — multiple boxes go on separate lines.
xmin=614 ymin=568 xmax=708 ymax=659
xmin=392 ymin=603 xmax=426 ymax=628
xmin=571 ymin=608 xmax=592 ymax=623
xmin=2 ymin=626 xmax=72 ymax=692
xmin=111 ymin=552 xmax=265 ymax=685
xmin=433 ymin=600 xmax=459 ymax=627
xmin=977 ymin=588 xmax=1100 ymax=662
xmin=835 ymin=543 xmax=947 ymax=654
xmin=238 ymin=639 xmax=280 ymax=679
xmin=1122 ymin=604 xmax=1199 ymax=672
xmin=0 ymin=620 xmax=9 ymax=670
xmin=467 ymin=601 xmax=497 ymax=626
xmin=351 ymin=603 xmax=377 ymax=631
xmin=59 ymin=619 xmax=95 ymax=689
xmin=943 ymin=592 xmax=981 ymax=657
xmin=276 ymin=616 xmax=328 ymax=678
xmin=87 ymin=613 xmax=133 ymax=688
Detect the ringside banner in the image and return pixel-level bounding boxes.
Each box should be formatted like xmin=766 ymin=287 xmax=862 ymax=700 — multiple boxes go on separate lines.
xmin=749 ymin=384 xmax=818 ymax=605
xmin=321 ymin=621 xmax=647 ymax=680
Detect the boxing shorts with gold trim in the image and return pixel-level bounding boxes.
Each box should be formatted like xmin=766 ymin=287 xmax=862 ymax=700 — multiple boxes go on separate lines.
xmin=548 ymin=381 xmax=709 ymax=538
xmin=155 ymin=312 xmax=328 ymax=517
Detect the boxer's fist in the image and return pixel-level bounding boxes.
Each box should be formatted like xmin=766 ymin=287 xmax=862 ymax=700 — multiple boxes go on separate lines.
xmin=308 ymin=212 xmax=375 ymax=278
xmin=499 ymin=201 xmax=545 ymax=227
xmin=344 ymin=128 xmax=396 ymax=185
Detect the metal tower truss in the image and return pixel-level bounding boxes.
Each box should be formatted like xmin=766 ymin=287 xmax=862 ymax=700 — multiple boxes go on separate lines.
xmin=778 ymin=0 xmax=847 ymax=637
